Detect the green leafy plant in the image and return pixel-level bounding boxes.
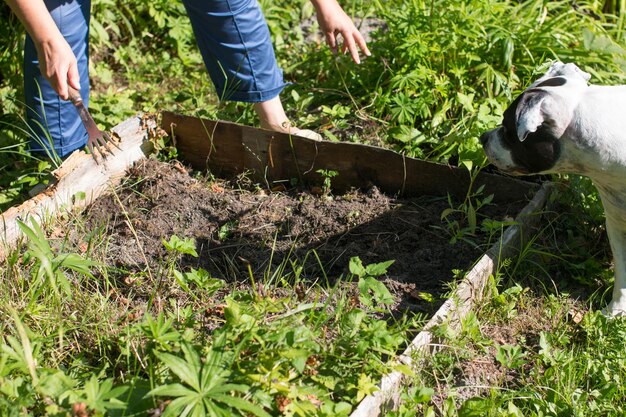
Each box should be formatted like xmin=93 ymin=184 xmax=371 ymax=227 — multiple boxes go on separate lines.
xmin=218 ymin=221 xmax=237 ymax=241
xmin=349 ymin=256 xmax=395 ymax=309
xmin=495 ymin=343 xmax=526 ymax=369
xmin=316 ymin=168 xmax=338 ymax=198
xmin=70 ymin=376 xmax=128 ymax=415
xmin=174 ymin=267 xmax=224 ymax=295
xmin=439 ymin=171 xmax=495 ymax=245
xmin=162 ymin=235 xmax=198 ymax=257
xmin=18 ymin=218 xmax=98 ymax=304
xmin=149 ymin=335 xmax=272 ymax=417
xmin=159 ymin=235 xmax=197 ymax=281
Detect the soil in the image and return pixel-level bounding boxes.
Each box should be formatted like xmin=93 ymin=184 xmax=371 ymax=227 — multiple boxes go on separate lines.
xmin=82 ymin=158 xmax=527 ymax=316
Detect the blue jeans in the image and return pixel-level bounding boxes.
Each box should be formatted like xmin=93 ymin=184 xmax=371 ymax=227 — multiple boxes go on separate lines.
xmin=24 ymin=0 xmax=287 ymax=157
xmin=24 ymin=0 xmax=91 ymax=157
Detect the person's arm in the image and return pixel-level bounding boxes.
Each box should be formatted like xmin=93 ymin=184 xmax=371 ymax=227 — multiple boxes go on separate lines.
xmin=5 ymin=0 xmax=79 ymax=99
xmin=309 ymin=0 xmax=371 ymax=64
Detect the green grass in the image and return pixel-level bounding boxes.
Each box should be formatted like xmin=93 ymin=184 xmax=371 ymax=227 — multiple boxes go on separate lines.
xmin=2 ymin=0 xmax=626 ymax=415
xmin=0 ymin=115 xmax=59 ymax=211
xmin=389 ymin=274 xmax=626 ymax=417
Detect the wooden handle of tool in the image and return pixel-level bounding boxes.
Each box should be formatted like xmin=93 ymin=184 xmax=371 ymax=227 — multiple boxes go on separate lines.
xmin=68 ymin=85 xmax=83 ymax=103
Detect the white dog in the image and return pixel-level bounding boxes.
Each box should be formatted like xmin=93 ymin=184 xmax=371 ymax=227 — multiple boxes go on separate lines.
xmin=480 ymin=62 xmax=626 ymax=316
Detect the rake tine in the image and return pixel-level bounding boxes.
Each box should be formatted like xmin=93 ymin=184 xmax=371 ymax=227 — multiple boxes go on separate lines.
xmin=86 ymin=141 xmax=101 ymax=165
xmin=94 ymin=135 xmax=112 ymax=155
xmin=105 ymin=132 xmax=122 ymax=151
xmin=91 ymin=137 xmax=109 ymax=163
xmin=94 ymin=139 xmax=109 ymax=161
xmin=98 ymin=133 xmax=118 ymax=154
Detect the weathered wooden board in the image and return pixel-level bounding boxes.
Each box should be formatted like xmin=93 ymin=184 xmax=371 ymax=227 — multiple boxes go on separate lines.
xmin=0 ymin=115 xmax=152 ymax=260
xmin=161 ymin=111 xmax=539 ymax=203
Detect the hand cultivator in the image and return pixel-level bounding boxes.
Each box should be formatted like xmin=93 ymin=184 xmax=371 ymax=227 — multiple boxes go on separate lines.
xmin=68 ymin=86 xmax=121 ymax=164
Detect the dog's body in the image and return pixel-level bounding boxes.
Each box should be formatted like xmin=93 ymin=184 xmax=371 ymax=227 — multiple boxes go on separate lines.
xmin=480 ymin=62 xmax=626 ymax=316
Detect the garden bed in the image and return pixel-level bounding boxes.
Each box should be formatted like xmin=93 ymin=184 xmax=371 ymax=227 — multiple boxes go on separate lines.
xmin=82 ymin=157 xmax=525 ymax=316
xmin=0 ymin=113 xmax=551 ymax=416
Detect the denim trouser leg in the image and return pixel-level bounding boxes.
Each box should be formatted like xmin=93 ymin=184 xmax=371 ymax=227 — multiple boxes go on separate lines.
xmin=24 ymin=0 xmax=90 ymax=158
xmin=182 ymin=0 xmax=287 ymax=102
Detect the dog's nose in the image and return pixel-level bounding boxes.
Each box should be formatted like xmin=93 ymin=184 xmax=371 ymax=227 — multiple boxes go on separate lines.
xmin=479 ymin=133 xmax=489 ymax=145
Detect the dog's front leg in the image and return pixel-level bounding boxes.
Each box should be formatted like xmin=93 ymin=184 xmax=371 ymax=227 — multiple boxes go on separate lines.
xmin=602 ymin=211 xmax=626 ymax=316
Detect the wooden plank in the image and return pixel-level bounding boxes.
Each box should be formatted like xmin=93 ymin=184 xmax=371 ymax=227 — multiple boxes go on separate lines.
xmin=349 ymin=183 xmax=555 ymax=416
xmin=161 ymin=111 xmax=538 ymax=202
xmin=0 ymin=115 xmax=152 ymax=260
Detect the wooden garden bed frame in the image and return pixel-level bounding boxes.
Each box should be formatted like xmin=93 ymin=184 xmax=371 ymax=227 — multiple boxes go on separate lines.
xmin=0 ymin=113 xmax=553 ymax=416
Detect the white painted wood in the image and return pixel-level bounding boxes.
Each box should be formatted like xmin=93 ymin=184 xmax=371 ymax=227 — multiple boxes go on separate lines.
xmin=0 ymin=115 xmax=152 ymax=260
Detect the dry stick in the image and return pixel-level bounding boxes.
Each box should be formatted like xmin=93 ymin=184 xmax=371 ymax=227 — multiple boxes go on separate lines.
xmin=197 ymin=116 xmax=219 ymax=169
xmin=130 ymin=339 xmax=147 ymax=370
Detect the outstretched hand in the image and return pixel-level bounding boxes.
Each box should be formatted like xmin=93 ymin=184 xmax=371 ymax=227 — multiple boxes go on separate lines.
xmin=312 ymin=0 xmax=371 ymax=64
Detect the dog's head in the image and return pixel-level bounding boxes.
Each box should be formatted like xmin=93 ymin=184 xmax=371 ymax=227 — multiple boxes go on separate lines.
xmin=480 ymin=62 xmax=590 ymax=175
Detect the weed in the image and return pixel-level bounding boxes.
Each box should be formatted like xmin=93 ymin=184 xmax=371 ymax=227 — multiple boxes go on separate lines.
xmin=1 ymin=223 xmax=415 ymax=415
xmin=149 ymin=335 xmax=272 ymax=417
xmin=316 ymin=168 xmax=338 ymax=198
xmin=18 ymin=218 xmax=98 ymax=307
xmin=438 ymin=164 xmax=496 ymax=246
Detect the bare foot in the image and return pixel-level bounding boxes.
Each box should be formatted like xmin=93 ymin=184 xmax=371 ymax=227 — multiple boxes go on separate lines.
xmin=253 ymin=97 xmax=322 ymax=140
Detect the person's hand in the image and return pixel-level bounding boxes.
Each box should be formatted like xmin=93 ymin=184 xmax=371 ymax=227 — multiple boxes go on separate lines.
xmin=311 ymin=0 xmax=371 ymax=64
xmin=35 ymin=34 xmax=81 ymax=100
xmin=5 ymin=0 xmax=80 ymax=100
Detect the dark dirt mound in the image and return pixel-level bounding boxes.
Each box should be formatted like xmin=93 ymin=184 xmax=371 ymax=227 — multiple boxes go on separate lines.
xmin=83 ymin=158 xmax=527 ymax=314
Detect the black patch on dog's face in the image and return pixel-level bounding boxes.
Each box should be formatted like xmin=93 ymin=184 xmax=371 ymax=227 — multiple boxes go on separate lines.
xmin=499 ymin=88 xmax=562 ymax=174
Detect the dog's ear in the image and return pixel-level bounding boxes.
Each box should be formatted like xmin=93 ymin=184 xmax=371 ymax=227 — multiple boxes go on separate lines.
xmin=515 ymin=90 xmax=550 ymax=142
xmin=529 ymin=62 xmax=590 ymax=88
xmin=547 ymin=62 xmax=591 ymax=83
